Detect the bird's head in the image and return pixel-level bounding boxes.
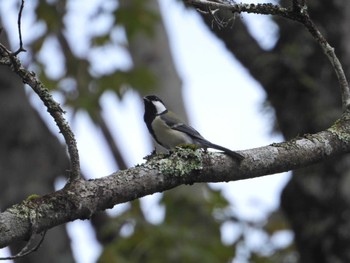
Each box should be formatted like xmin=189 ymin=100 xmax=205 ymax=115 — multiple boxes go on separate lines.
xmin=143 ymin=95 xmax=167 ymax=116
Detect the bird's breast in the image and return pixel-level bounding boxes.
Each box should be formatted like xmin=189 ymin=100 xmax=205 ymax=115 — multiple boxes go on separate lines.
xmin=152 ymin=116 xmax=193 ymax=149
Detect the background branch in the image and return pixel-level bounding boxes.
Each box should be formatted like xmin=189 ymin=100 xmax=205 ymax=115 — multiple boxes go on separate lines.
xmin=94 ymin=109 xmax=128 ymax=170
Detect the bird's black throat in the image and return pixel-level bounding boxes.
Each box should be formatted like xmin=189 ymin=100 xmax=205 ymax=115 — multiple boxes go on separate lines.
xmin=144 ymin=100 xmax=167 ymax=146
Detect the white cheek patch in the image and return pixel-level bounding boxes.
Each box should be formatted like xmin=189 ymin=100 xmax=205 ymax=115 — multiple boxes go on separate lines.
xmin=152 ymin=100 xmax=167 ymax=114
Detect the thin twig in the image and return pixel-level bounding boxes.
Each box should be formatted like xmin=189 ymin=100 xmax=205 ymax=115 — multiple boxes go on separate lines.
xmin=185 ymin=0 xmax=350 ymax=110
xmin=0 ymin=208 xmax=47 ymax=260
xmin=297 ymin=11 xmax=350 ymax=110
xmin=0 ymin=44 xmax=81 ymax=180
xmin=0 ymin=232 xmax=47 ymax=260
xmin=185 ymin=0 xmax=291 ymax=17
xmin=12 ymin=0 xmax=27 ymax=55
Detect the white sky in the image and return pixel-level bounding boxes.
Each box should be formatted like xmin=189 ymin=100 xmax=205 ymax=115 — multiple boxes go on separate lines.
xmin=0 ymin=0 xmax=291 ymax=262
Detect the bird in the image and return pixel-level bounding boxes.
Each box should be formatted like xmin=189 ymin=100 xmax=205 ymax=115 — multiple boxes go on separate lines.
xmin=143 ymin=95 xmax=244 ymax=161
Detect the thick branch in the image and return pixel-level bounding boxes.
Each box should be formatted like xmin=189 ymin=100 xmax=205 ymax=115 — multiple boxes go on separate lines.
xmin=1 ymin=115 xmax=350 ymax=248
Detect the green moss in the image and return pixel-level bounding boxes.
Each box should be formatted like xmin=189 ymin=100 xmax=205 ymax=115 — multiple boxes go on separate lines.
xmin=329 ymin=127 xmax=350 ymax=142
xmin=26 ymin=194 xmax=41 ymax=201
xmin=144 ymin=147 xmax=203 ymax=177
xmin=329 ymin=115 xmax=350 ymax=142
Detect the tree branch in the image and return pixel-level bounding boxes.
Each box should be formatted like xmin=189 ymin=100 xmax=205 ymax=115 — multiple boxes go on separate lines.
xmin=94 ymin=109 xmax=128 ymax=170
xmin=12 ymin=0 xmax=27 ymax=56
xmin=1 ymin=118 xmax=350 ymax=248
xmin=296 ymin=9 xmax=350 ymax=111
xmin=0 ymin=44 xmax=81 ymax=181
xmin=186 ymin=0 xmax=350 ymax=110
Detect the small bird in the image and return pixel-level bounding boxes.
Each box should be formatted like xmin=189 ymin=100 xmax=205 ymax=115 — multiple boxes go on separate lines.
xmin=143 ymin=95 xmax=244 ymax=161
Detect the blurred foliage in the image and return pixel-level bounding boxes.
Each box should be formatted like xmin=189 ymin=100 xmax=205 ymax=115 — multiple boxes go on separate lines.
xmin=30 ymin=0 xmax=156 ymax=116
xmin=3 ymin=0 xmax=297 ymax=262
xmin=98 ymin=187 xmax=234 ymax=263
xmin=97 ymin=188 xmax=297 ymax=263
xmin=115 ymin=0 xmax=160 ymax=39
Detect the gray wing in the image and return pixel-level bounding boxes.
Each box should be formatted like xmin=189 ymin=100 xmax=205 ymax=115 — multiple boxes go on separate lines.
xmin=160 ymin=112 xmax=244 ymax=160
xmin=160 ymin=112 xmax=205 ymax=140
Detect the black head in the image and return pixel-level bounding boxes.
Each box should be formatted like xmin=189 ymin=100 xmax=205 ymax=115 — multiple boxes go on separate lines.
xmin=143 ymin=95 xmax=168 ymax=129
xmin=144 ymin=95 xmax=163 ymax=103
xmin=143 ymin=95 xmax=167 ymax=116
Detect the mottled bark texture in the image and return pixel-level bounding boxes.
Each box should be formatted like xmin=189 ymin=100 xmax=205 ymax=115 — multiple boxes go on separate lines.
xmin=1 ymin=122 xmax=350 ymax=248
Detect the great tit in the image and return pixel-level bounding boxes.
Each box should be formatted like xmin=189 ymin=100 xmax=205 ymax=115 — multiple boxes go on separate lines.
xmin=143 ymin=95 xmax=244 ymax=161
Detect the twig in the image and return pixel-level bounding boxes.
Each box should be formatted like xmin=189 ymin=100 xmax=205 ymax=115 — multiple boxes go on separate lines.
xmin=0 ymin=209 xmax=47 ymax=260
xmin=195 ymin=0 xmax=237 ymax=29
xmin=296 ymin=11 xmax=350 ymax=111
xmin=185 ymin=0 xmax=291 ymax=17
xmin=0 ymin=232 xmax=47 ymax=260
xmin=0 ymin=44 xmax=81 ymax=180
xmin=12 ymin=0 xmax=27 ymax=55
xmin=185 ymin=0 xmax=350 ymax=110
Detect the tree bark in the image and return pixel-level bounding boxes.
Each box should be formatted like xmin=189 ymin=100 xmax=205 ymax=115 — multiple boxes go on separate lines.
xmin=0 ymin=119 xmax=350 ymax=248
xmin=0 ymin=30 xmax=75 ymax=262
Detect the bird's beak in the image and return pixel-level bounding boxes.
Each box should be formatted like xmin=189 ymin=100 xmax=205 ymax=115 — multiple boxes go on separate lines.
xmin=143 ymin=97 xmax=151 ymax=103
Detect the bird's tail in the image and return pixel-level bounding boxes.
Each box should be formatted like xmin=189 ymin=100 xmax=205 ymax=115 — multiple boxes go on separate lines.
xmin=196 ymin=139 xmax=244 ymax=161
